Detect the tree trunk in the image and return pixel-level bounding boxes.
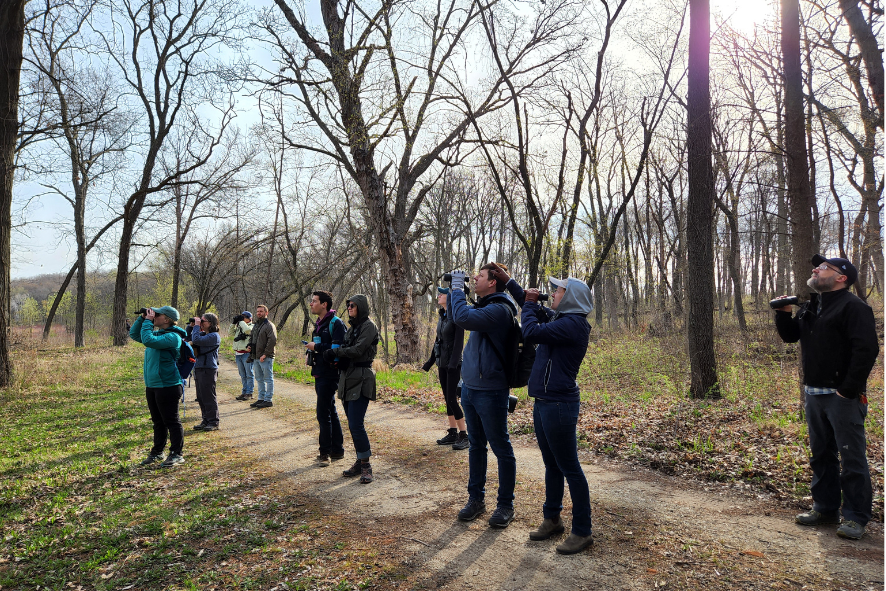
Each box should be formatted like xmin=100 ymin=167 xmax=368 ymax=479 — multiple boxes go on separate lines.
xmin=838 ymin=0 xmax=884 ymax=127
xmin=112 ymin=198 xmax=146 ymax=346
xmin=686 ymin=0 xmax=719 ymax=399
xmin=0 ymin=0 xmax=25 ymax=386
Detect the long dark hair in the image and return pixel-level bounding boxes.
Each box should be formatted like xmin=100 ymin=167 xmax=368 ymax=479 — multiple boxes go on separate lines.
xmin=203 ymin=313 xmax=220 ymax=333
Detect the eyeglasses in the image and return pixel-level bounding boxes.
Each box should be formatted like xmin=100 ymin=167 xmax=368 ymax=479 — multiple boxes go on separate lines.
xmin=815 ymin=263 xmax=842 ymax=274
xmin=347 ymin=303 xmax=357 ymax=309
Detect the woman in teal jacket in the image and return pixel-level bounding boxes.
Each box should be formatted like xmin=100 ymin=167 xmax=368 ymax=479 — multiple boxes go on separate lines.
xmin=129 ymin=306 xmax=189 ymax=468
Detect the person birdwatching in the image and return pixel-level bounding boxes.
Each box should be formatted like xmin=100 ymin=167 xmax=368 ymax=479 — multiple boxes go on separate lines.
xmin=323 ymin=294 xmax=379 ymax=484
xmin=501 ymin=269 xmax=595 ymax=555
xmin=305 ymin=291 xmax=346 ymax=466
xmin=191 ymin=313 xmax=221 ymax=431
xmin=247 ymin=305 xmax=277 ymax=408
xmin=231 ymin=311 xmax=254 ymax=401
xmin=448 ymin=263 xmax=518 ymax=528
xmin=774 ymin=255 xmax=879 ymax=540
xmin=422 ymin=286 xmax=468 ymax=450
xmin=129 ymin=306 xmax=188 ymax=468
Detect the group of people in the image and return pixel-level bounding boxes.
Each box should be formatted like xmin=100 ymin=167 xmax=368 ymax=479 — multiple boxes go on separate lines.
xmin=128 ymin=253 xmax=878 ymax=553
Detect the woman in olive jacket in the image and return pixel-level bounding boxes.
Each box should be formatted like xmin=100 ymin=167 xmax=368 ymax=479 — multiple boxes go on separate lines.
xmin=323 ymin=293 xmax=379 ymax=484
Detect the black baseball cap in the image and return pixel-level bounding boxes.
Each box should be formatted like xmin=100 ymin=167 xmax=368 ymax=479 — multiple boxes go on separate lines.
xmin=811 ymin=254 xmax=858 ymax=286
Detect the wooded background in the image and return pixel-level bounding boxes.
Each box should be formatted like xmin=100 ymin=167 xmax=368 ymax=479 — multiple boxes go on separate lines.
xmin=1 ymin=0 xmax=882 ymax=395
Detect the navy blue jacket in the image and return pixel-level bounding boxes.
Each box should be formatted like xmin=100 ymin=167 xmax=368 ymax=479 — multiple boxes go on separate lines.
xmin=450 ymin=289 xmax=516 ymax=391
xmin=311 ymin=312 xmax=346 ymax=378
xmin=191 ymin=328 xmax=221 ymax=370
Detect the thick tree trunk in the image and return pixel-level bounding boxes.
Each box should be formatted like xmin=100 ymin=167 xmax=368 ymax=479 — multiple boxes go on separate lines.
xmin=685 ymin=0 xmax=719 ymax=399
xmin=838 ymin=0 xmax=884 ymax=127
xmin=0 ymin=0 xmax=24 ymax=386
xmin=112 ymin=200 xmax=145 ymax=346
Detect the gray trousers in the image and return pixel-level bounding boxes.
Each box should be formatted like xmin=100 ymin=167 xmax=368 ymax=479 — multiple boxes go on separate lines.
xmin=194 ymin=367 xmax=220 ymax=426
xmin=805 ymin=393 xmax=872 ymax=525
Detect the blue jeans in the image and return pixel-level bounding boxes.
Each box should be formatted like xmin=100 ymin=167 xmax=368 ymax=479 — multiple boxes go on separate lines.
xmin=236 ymin=354 xmax=254 ymax=396
xmin=342 ymin=395 xmax=371 ymax=459
xmin=533 ymin=398 xmax=592 ymax=536
xmin=461 ymin=386 xmax=516 ymax=508
xmin=253 ymin=358 xmax=274 ymax=401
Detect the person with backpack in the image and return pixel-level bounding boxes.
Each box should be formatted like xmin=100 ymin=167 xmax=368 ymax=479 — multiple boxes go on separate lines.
xmin=322 ymin=294 xmax=379 ymax=484
xmin=129 ymin=306 xmax=189 ymax=468
xmin=448 ymin=263 xmax=518 ymax=528
xmin=422 ymin=286 xmax=468 ymax=450
xmin=246 ymin=305 xmax=277 ymax=408
xmin=304 ymin=291 xmax=346 ymax=466
xmin=231 ymin=311 xmax=254 ymax=401
xmin=191 ymin=313 xmax=222 ymax=431
xmin=512 ymin=274 xmax=595 ymax=555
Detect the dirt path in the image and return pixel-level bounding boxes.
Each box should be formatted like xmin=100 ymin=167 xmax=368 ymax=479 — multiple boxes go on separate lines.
xmin=204 ymin=360 xmax=883 ymax=590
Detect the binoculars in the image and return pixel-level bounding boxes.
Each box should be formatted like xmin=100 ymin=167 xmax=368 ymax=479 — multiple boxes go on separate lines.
xmin=768 ymin=296 xmax=799 ymax=309
xmin=132 ymin=308 xmax=149 ymax=315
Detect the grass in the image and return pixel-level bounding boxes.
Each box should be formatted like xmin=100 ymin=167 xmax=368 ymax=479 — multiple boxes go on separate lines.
xmin=0 ymin=343 xmax=403 ymax=591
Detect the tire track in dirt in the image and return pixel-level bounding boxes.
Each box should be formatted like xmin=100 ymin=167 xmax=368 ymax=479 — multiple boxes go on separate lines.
xmin=203 ymin=359 xmax=883 ymax=590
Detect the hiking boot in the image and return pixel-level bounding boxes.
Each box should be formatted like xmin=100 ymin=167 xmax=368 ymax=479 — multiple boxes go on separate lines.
xmin=452 ymin=431 xmax=469 ymax=450
xmin=193 ymin=422 xmax=208 ymax=431
xmin=342 ymin=460 xmax=362 ymax=477
xmin=837 ymin=521 xmax=865 ymax=540
xmin=529 ymin=517 xmax=565 ymax=541
xmin=360 ymin=462 xmax=374 ymax=484
xmin=437 ymin=429 xmax=457 ymax=445
xmin=556 ymin=533 xmax=594 ymax=555
xmin=458 ymin=498 xmax=486 ymax=522
xmin=488 ymin=506 xmax=515 ymax=529
xmin=236 ymin=394 xmax=253 ymax=401
xmin=330 ymin=452 xmax=345 ymax=461
xmin=140 ymin=453 xmax=164 ymax=466
xmin=317 ymin=454 xmax=331 ymax=467
xmin=202 ymin=424 xmax=219 ymax=431
xmin=795 ymin=510 xmax=840 ymax=526
xmin=161 ymin=452 xmax=185 ymax=468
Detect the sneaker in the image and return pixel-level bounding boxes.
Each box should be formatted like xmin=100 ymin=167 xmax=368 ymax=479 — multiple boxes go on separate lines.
xmin=140 ymin=453 xmax=164 ymax=466
xmin=795 ymin=510 xmax=840 ymax=526
xmin=249 ymin=400 xmax=262 ymax=407
xmin=457 ymin=498 xmax=486 ymax=522
xmin=360 ymin=462 xmax=374 ymax=484
xmin=193 ymin=422 xmax=208 ymax=431
xmin=236 ymin=394 xmax=253 ymax=401
xmin=202 ymin=424 xmax=219 ymax=431
xmin=342 ymin=460 xmax=362 ymax=477
xmin=452 ymin=431 xmax=469 ymax=450
xmin=317 ymin=454 xmax=331 ymax=467
xmin=254 ymin=400 xmax=273 ymax=408
xmin=161 ymin=452 xmax=185 ymax=468
xmin=330 ymin=452 xmax=345 ymax=461
xmin=556 ymin=532 xmax=594 ymax=554
xmin=529 ymin=517 xmax=565 ymax=541
xmin=437 ymin=429 xmax=457 ymax=445
xmin=488 ymin=506 xmax=515 ymax=529
xmin=837 ymin=520 xmax=865 ymax=540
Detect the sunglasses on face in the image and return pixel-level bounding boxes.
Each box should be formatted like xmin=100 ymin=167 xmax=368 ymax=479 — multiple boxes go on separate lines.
xmin=347 ymin=303 xmax=357 ymax=309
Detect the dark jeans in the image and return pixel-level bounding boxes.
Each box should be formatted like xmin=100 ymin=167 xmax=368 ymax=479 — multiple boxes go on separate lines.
xmin=806 ymin=393 xmax=872 ymax=525
xmin=315 ymin=375 xmax=344 ymax=456
xmin=461 ymin=386 xmax=516 ymax=508
xmin=146 ymin=385 xmax=184 ymax=455
xmin=438 ymin=366 xmax=464 ymax=421
xmin=194 ymin=367 xmax=219 ymax=426
xmin=533 ymin=398 xmax=592 ymax=536
xmin=343 ymin=395 xmax=372 ymax=459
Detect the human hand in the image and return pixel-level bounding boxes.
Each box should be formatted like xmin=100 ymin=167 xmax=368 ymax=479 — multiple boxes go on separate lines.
xmin=260 ymin=355 xmax=267 ymax=363
xmin=525 ymin=289 xmax=540 ymax=304
xmin=449 ymin=270 xmax=466 ymax=291
xmin=489 ymin=264 xmax=510 ymax=285
xmin=145 ymin=308 xmax=156 ymax=321
xmin=306 ymin=342 xmax=316 ymax=351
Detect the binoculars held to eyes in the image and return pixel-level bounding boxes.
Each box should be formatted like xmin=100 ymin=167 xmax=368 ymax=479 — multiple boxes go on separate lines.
xmin=132 ymin=308 xmax=149 ymax=315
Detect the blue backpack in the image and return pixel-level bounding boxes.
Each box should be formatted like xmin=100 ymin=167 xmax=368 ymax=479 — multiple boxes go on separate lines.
xmin=177 ymin=340 xmax=196 ymax=383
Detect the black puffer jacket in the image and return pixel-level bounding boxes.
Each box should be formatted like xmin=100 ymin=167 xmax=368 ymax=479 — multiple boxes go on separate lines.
xmin=335 ymin=294 xmax=379 ymax=401
xmin=775 ymin=288 xmax=879 ymax=398
xmin=422 ymin=307 xmax=465 ymax=372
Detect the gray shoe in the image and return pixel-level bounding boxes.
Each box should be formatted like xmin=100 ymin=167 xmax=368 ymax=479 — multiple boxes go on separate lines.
xmin=529 ymin=517 xmax=565 ymax=541
xmin=836 ymin=520 xmax=865 ymax=540
xmin=488 ymin=506 xmax=515 ymax=528
xmin=556 ymin=532 xmax=594 ymax=555
xmin=317 ymin=454 xmax=331 ymax=467
xmin=795 ymin=510 xmax=840 ymax=526
xmin=161 ymin=452 xmax=185 ymax=468
xmin=140 ymin=453 xmax=164 ymax=466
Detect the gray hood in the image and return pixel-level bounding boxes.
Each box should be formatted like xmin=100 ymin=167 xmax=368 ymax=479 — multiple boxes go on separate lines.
xmin=553 ymin=277 xmax=593 ymax=317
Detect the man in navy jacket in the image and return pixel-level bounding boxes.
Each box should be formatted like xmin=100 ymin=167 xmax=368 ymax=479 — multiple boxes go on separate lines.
xmin=449 ymin=263 xmax=519 ymax=528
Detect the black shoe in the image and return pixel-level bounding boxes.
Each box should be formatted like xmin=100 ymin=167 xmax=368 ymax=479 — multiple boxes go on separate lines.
xmin=254 ymin=400 xmax=273 ymax=408
xmin=330 ymin=452 xmax=345 ymax=461
xmin=202 ymin=424 xmax=219 ymax=431
xmin=458 ymin=498 xmax=486 ymax=522
xmin=452 ymin=431 xmax=469 ymax=450
xmin=249 ymin=400 xmax=261 ymax=407
xmin=140 ymin=453 xmax=164 ymax=466
xmin=795 ymin=510 xmax=840 ymax=526
xmin=343 ymin=460 xmax=362 ymax=477
xmin=317 ymin=454 xmax=331 ymax=467
xmin=488 ymin=506 xmax=515 ymax=529
xmin=437 ymin=428 xmax=457 ymax=445
xmin=193 ymin=422 xmax=207 ymax=431
xmin=236 ymin=394 xmax=253 ymax=401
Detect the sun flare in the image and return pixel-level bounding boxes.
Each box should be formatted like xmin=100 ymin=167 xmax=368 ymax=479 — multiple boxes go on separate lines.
xmin=712 ymin=0 xmax=778 ymax=36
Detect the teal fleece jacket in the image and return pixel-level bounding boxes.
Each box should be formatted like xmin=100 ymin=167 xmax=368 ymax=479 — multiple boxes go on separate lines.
xmin=129 ymin=316 xmax=189 ymax=388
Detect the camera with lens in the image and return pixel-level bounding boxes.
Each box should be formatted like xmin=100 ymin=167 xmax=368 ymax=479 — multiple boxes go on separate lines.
xmin=132 ymin=307 xmax=149 ymax=315
xmin=769 ymin=296 xmax=799 ymax=309
xmin=233 ymin=314 xmax=245 ymax=324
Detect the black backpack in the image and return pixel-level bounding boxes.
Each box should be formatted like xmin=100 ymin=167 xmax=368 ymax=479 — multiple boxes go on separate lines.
xmin=480 ymin=303 xmax=536 ymax=388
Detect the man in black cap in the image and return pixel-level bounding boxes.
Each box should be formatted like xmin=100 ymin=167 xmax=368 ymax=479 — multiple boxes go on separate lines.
xmin=773 ymin=255 xmax=879 ymax=540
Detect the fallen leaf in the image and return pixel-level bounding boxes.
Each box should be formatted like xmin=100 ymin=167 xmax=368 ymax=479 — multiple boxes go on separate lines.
xmin=742 ymin=550 xmax=764 ymax=558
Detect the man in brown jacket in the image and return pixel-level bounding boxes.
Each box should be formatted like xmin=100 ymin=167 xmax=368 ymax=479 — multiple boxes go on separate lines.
xmin=246 ymin=304 xmax=278 ymax=408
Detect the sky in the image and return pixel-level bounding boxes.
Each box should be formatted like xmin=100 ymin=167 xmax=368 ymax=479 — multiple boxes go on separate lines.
xmin=12 ymin=0 xmax=777 ymax=280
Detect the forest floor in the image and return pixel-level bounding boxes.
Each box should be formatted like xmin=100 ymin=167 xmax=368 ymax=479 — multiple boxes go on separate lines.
xmin=212 ymin=359 xmax=884 ymax=591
